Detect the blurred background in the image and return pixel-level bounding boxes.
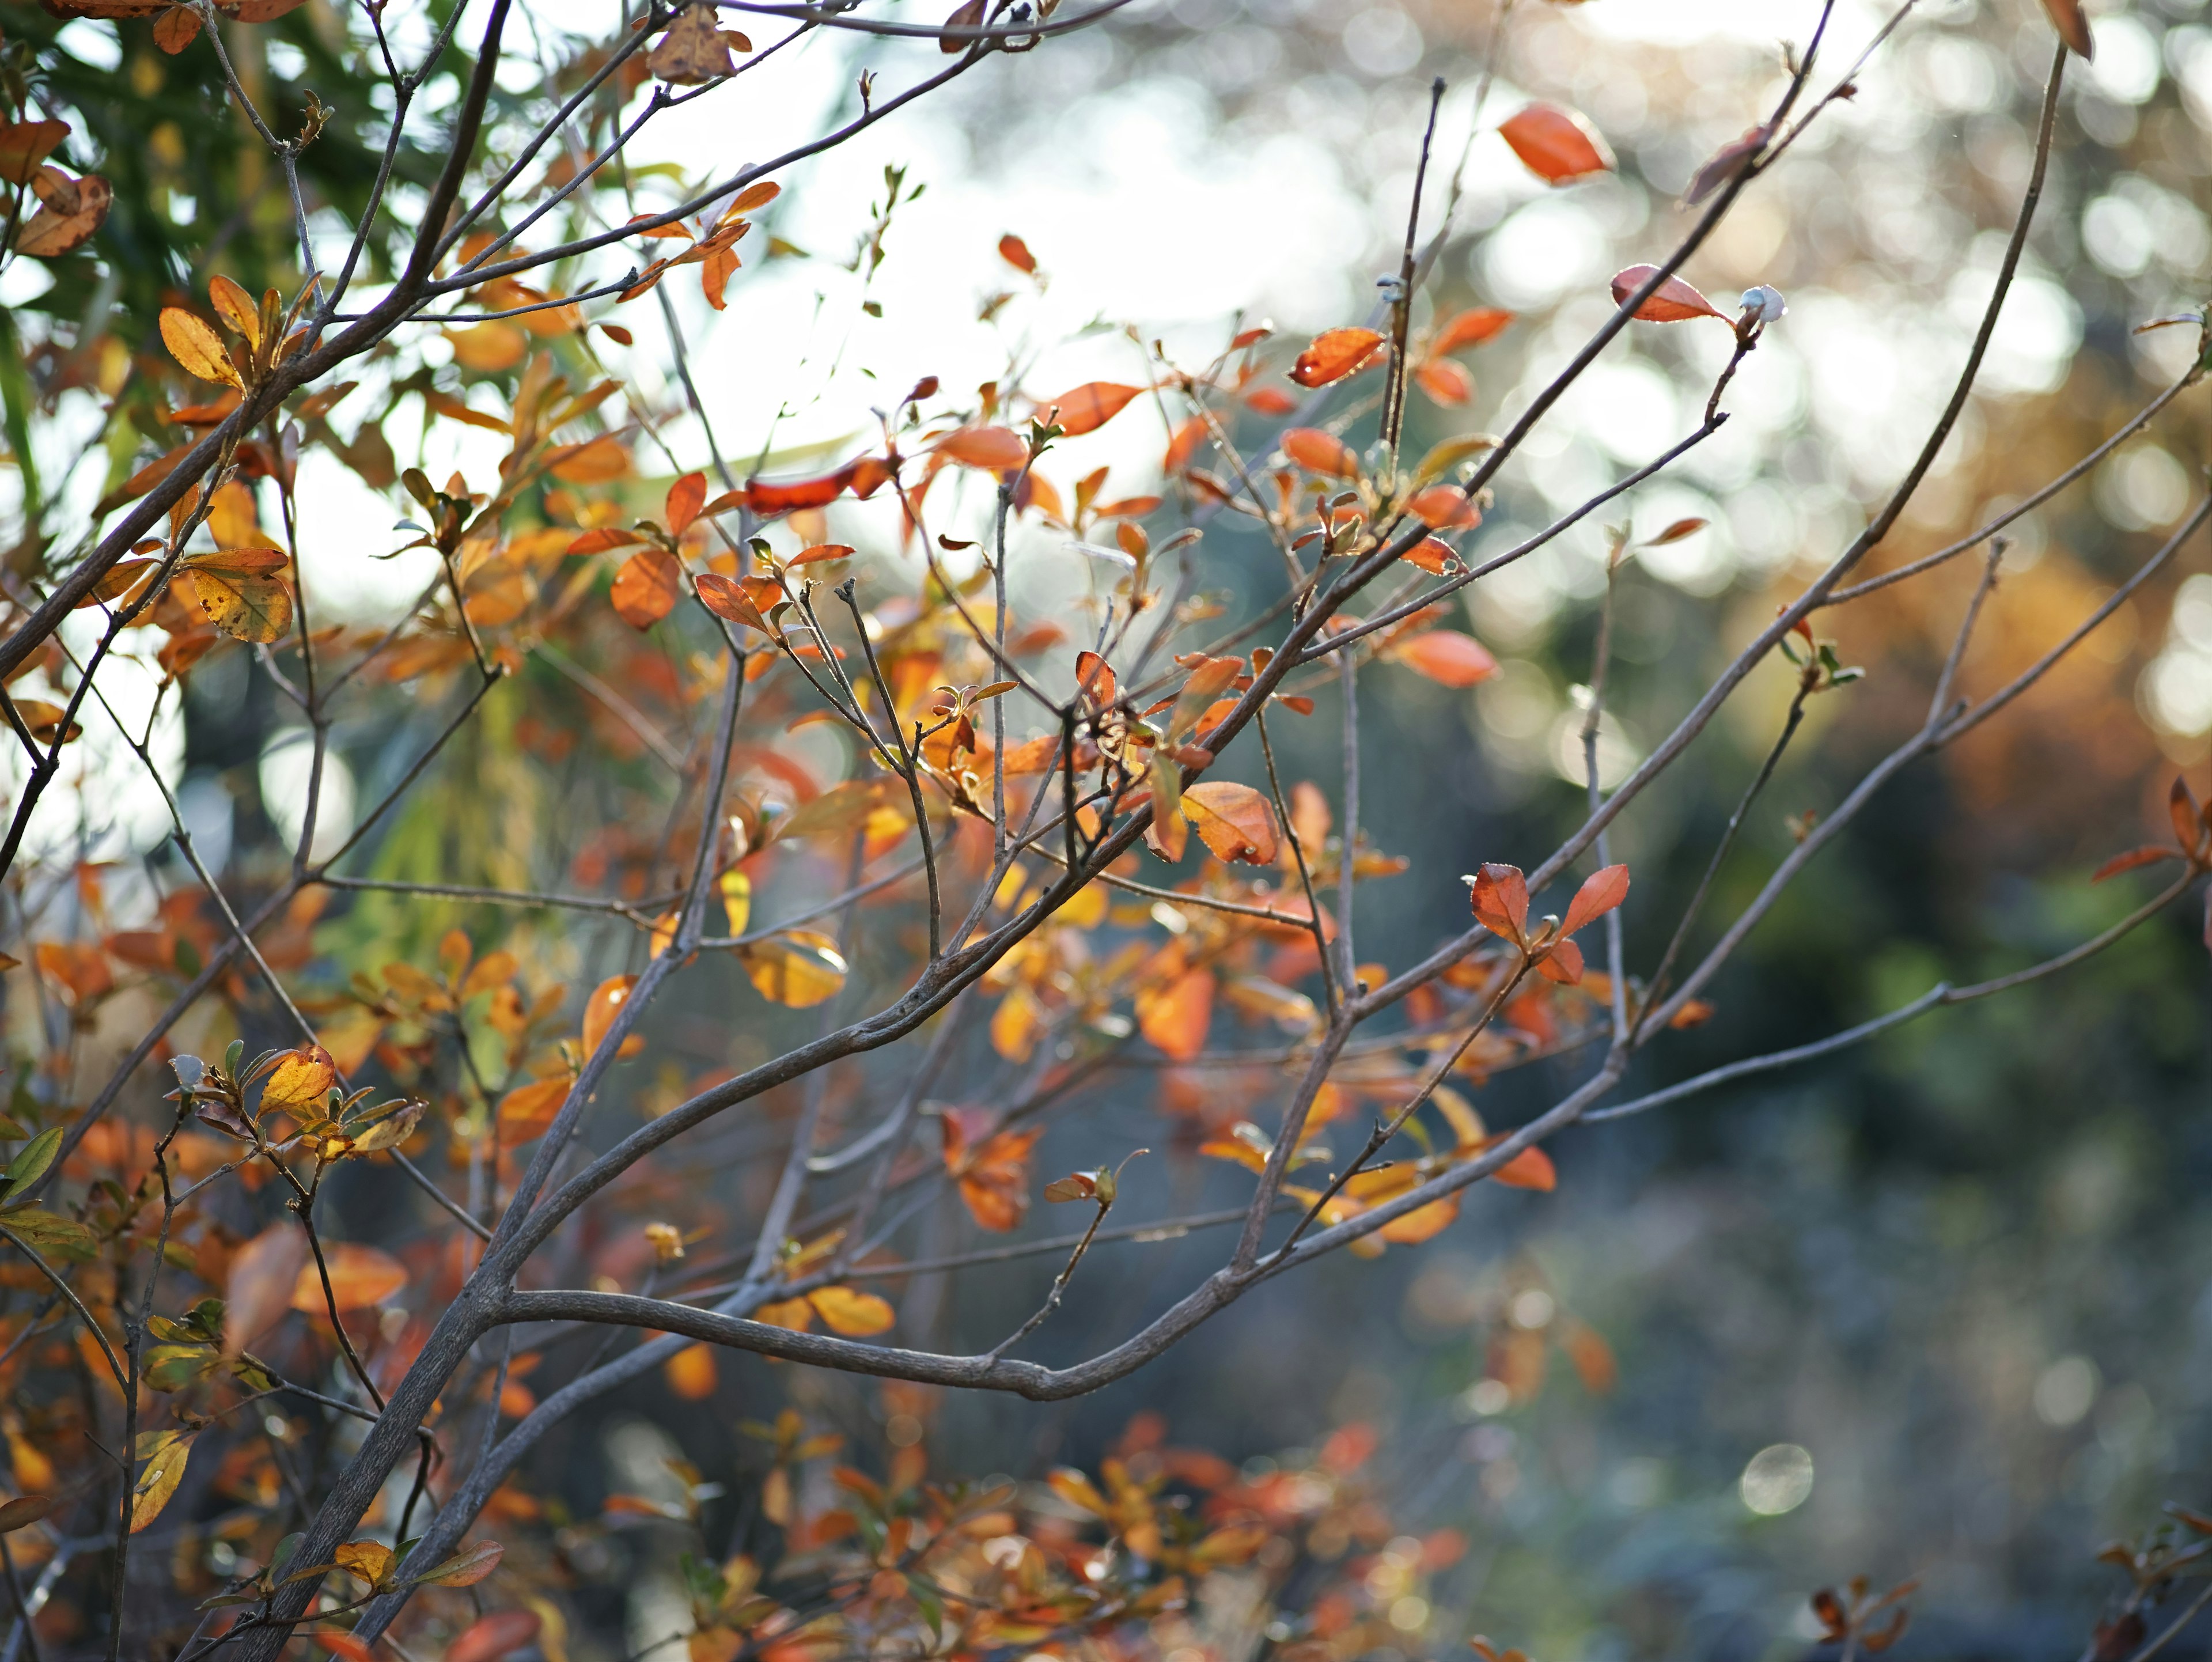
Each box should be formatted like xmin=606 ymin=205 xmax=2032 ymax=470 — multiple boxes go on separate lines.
xmin=7 ymin=0 xmax=2212 ymax=1655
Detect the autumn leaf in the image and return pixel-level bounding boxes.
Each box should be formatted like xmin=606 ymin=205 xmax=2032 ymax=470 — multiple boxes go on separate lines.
xmin=1431 ymin=307 xmax=1515 ymax=354
xmin=1390 ymin=631 xmax=1498 ymax=688
xmin=0 ymin=120 xmax=67 ymax=187
xmin=665 ymin=1344 xmax=718 ymax=1400
xmin=181 ymin=547 xmax=293 ymax=643
xmin=0 ymin=1496 xmax=52 ymax=1534
xmin=14 ymin=168 xmax=111 ymax=259
xmin=998 ymin=232 xmax=1036 ymax=272
xmin=1047 ymin=382 xmax=1143 ymax=436
xmin=583 ymin=973 xmax=638 ymax=1055
xmin=611 ymin=549 xmax=684 ymax=629
xmin=1136 ymin=963 xmax=1214 ymax=1061
xmin=446 ymin=1609 xmax=542 ymax=1662
xmin=259 ymin=1043 xmax=336 ymax=1112
xmin=2041 ymin=0 xmax=2093 ymax=58
xmin=129 ymin=1430 xmax=194 ymax=1532
xmin=1468 ymin=863 xmax=1529 ymax=946
xmin=941 ymin=1110 xmax=1041 ymax=1232
xmin=651 ymin=3 xmax=736 ymax=83
xmin=448 ymin=321 xmax=530 ymax=373
xmin=413 ymin=1538 xmax=505 ymax=1588
xmin=665 ymin=470 xmax=709 ymax=535
xmin=936 ymin=426 xmax=1029 ymax=470
xmin=1290 ymin=327 xmax=1383 ymax=389
xmin=224 ymin=1222 xmax=309 ymax=1356
xmin=808 ymin=1285 xmax=895 ymax=1336
xmin=1498 ymin=103 xmax=1613 ymax=184
xmin=335 ymin=1539 xmax=395 ymax=1588
xmin=1609 ymin=264 xmax=1726 ymax=323
xmin=161 ymin=308 xmax=242 ymax=388
xmin=1181 ymin=781 xmax=1278 ymax=864
xmin=1559 ymin=864 xmax=1630 ymax=937
xmin=497 ymin=1076 xmax=571 ymax=1145
xmin=1414 ymin=358 xmax=1473 ymax=406
xmin=1281 ymin=428 xmax=1358 ymax=478
xmin=741 ymin=932 xmax=849 ymax=1008
xmin=291 ymin=1241 xmax=407 ymax=1313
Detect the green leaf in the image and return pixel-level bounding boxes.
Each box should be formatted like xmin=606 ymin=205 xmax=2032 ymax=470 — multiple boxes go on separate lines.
xmin=3 ymin=1126 xmax=63 ymax=1201
xmin=2 ymin=1209 xmax=96 ymax=1260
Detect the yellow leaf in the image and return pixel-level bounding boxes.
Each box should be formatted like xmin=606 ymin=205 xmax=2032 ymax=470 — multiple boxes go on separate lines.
xmin=180 ymin=565 xmax=292 ymax=643
xmin=446 ymin=321 xmax=529 ymax=373
xmin=497 ymin=1076 xmax=571 ymax=1146
xmin=806 ymin=1285 xmax=893 ymax=1336
xmin=291 ymin=1241 xmax=407 ymax=1313
xmin=719 ymin=870 xmax=751 ymax=936
xmin=582 ymin=973 xmax=637 ymax=1055
xmin=207 ymin=274 xmax=260 ymax=348
xmin=129 ymin=1430 xmax=194 ymax=1532
xmin=160 ymin=307 xmax=241 ymax=388
xmin=740 ymin=932 xmax=847 ymax=1008
xmin=753 ymin=1296 xmax=814 ymax=1332
xmin=664 ymin=1344 xmax=719 ymax=1399
xmin=335 ymin=1538 xmax=394 ymax=1588
xmin=259 ymin=1043 xmax=336 ymax=1112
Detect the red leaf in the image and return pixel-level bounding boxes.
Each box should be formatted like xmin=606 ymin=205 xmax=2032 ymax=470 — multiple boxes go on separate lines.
xmin=1609 ymin=265 xmax=1726 ymax=323
xmin=998 ymin=232 xmax=1037 ymax=272
xmin=665 ymin=470 xmax=707 ymax=535
xmin=1498 ymin=103 xmax=1613 ymax=184
xmin=1431 ymin=307 xmax=1515 ymax=354
xmin=1560 ymin=864 xmax=1629 ymax=937
xmin=2093 ymin=846 xmax=2179 ymax=883
xmin=1074 ymin=649 xmax=1118 ymax=706
xmin=1281 ymin=428 xmax=1358 ymax=478
xmin=1535 ymin=937 xmax=1585 ymax=984
xmin=748 ymin=461 xmax=857 ymax=514
xmin=1405 ymin=485 xmax=1480 ymax=530
xmin=1681 ymin=125 xmax=1771 ymax=207
xmin=1290 ymin=327 xmax=1384 ymax=389
xmin=1391 ymin=631 xmax=1497 ymax=688
xmin=1244 ymin=386 xmax=1298 ymax=416
xmin=1468 ymin=863 xmax=1528 ymax=944
xmin=2041 ymin=0 xmax=2093 ymax=58
xmin=1048 ymin=382 xmax=1143 ymax=437
xmin=2170 ymin=775 xmax=2204 ymax=855
xmin=611 ymin=550 xmax=683 ymax=629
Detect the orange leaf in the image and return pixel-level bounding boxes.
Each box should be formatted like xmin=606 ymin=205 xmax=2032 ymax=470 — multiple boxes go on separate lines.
xmin=665 ymin=1344 xmax=718 ymax=1400
xmin=999 ymin=232 xmax=1036 ymax=272
xmin=1391 ymin=631 xmax=1497 ymax=688
xmin=941 ymin=1111 xmax=1041 ymax=1232
xmin=808 ymin=1285 xmax=895 ymax=1336
xmin=1244 ymin=386 xmax=1298 ymax=416
xmin=2093 ymin=846 xmax=2177 ymax=883
xmin=313 ymin=1634 xmax=374 ymax=1662
xmin=665 ymin=471 xmax=708 ymax=535
xmin=611 ymin=549 xmax=683 ymax=629
xmin=583 ymin=973 xmax=638 ymax=1057
xmin=447 ymin=321 xmax=530 ymax=373
xmin=1414 ymin=358 xmax=1472 ymax=406
xmin=1074 ymin=649 xmax=1118 ymax=706
xmin=1498 ymin=103 xmax=1613 ymax=184
xmin=1290 ymin=327 xmax=1383 ymax=389
xmin=1609 ymin=265 xmax=1725 ymax=323
xmin=1404 ymin=485 xmax=1480 ymax=530
xmin=1402 ymin=536 xmax=1455 ymax=574
xmin=290 ymin=1241 xmax=407 ymax=1313
xmin=448 ymin=1610 xmax=543 ymax=1662
xmin=549 ymin=433 xmax=630 ymax=482
xmin=497 ymin=1077 xmax=571 ymax=1145
xmin=1560 ymin=864 xmax=1629 ymax=937
xmin=1431 ymin=307 xmax=1515 ymax=354
xmin=1137 ymin=966 xmax=1214 ymax=1061
xmin=695 ymin=571 xmax=777 ymax=635
xmin=747 ymin=461 xmax=857 ymax=514
xmin=259 ymin=1044 xmax=336 ymax=1112
xmin=1487 ymin=1140 xmax=1556 ymax=1191
xmin=1181 ymin=781 xmax=1278 ymax=865
xmin=0 ymin=120 xmax=69 ymax=187
xmin=1468 ymin=863 xmax=1528 ymax=944
xmin=1535 ymin=937 xmax=1584 ymax=984
xmin=1048 ymin=381 xmax=1143 ymax=436
xmin=936 ymin=425 xmax=1029 ymax=471
xmin=223 ymin=1223 xmax=308 ymax=1356
xmin=1281 ymin=428 xmax=1358 ymax=478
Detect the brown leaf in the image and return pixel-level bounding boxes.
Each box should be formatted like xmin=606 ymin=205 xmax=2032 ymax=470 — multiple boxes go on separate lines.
xmin=611 ymin=549 xmax=683 ymax=629
xmin=2091 ymin=846 xmax=2175 ymax=883
xmin=651 ymin=3 xmax=735 ymax=82
xmin=0 ymin=1496 xmax=52 ymax=1533
xmin=2171 ymin=775 xmax=2204 ymax=854
xmin=1609 ymin=265 xmax=1726 ymax=323
xmin=1468 ymin=862 xmax=1529 ymax=944
xmin=224 ymin=1222 xmax=309 ymax=1355
xmin=151 ymin=4 xmax=202 ymax=51
xmin=2041 ymin=0 xmax=2093 ymax=58
xmin=941 ymin=0 xmax=986 ymax=52
xmin=1047 ymin=381 xmax=1143 ymax=436
xmin=415 ymin=1539 xmax=505 ymax=1588
xmin=1498 ymin=103 xmax=1613 ymax=184
xmin=1681 ymin=124 xmax=1771 ymax=207
xmin=1642 ymin=517 xmax=1707 ymax=547
xmin=695 ymin=571 xmax=777 ymax=634
xmin=1290 ymin=327 xmax=1384 ymax=389
xmin=14 ymin=169 xmax=109 ymax=259
xmin=180 ymin=562 xmax=292 ymax=643
xmin=0 ymin=120 xmax=69 ymax=186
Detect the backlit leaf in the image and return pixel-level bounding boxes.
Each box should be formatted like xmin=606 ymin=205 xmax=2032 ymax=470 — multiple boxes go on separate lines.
xmin=936 ymin=426 xmax=1029 ymax=470
xmin=1391 ymin=631 xmax=1498 ymax=688
xmin=1431 ymin=308 xmax=1515 ymax=354
xmin=1047 ymin=381 xmax=1143 ymax=436
xmin=0 ymin=120 xmax=68 ymax=187
xmin=583 ymin=973 xmax=638 ymax=1055
xmin=1560 ymin=864 xmax=1630 ymax=937
xmin=207 ymin=274 xmax=260 ymax=347
xmin=665 ymin=1344 xmax=718 ymax=1400
xmin=1414 ymin=358 xmax=1472 ymax=406
xmin=129 ymin=1430 xmax=194 ymax=1532
xmin=497 ymin=1077 xmax=571 ymax=1145
xmin=665 ymin=470 xmax=709 ymax=535
xmin=2041 ymin=0 xmax=2093 ymax=57
xmin=998 ymin=232 xmax=1036 ymax=272
xmin=259 ymin=1044 xmax=336 ymax=1112
xmin=741 ymin=933 xmax=848 ymax=1008
xmin=1499 ymin=103 xmax=1613 ymax=183
xmin=160 ymin=308 xmax=242 ymax=388
xmin=1609 ymin=264 xmax=1726 ymax=323
xmin=651 ymin=3 xmax=736 ymax=83
xmin=1136 ymin=965 xmax=1214 ymax=1061
xmin=224 ymin=1222 xmax=308 ymax=1355
xmin=413 ymin=1538 xmax=504 ymax=1588
xmin=335 ymin=1539 xmax=395 ymax=1588
xmin=1181 ymin=781 xmax=1278 ymax=865
xmin=1468 ymin=862 xmax=1529 ymax=944
xmin=180 ymin=563 xmax=292 ymax=643
xmin=1290 ymin=327 xmax=1383 ymax=389
xmin=611 ymin=549 xmax=683 ymax=629
xmin=1281 ymin=428 xmax=1358 ymax=478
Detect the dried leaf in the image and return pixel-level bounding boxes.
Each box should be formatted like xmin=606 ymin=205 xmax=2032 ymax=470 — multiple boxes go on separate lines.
xmin=0 ymin=120 xmax=69 ymax=186
xmin=651 ymin=4 xmax=736 ymax=83
xmin=1290 ymin=327 xmax=1384 ymax=389
xmin=15 ymin=170 xmax=110 ymax=259
xmin=180 ymin=562 xmax=292 ymax=643
xmin=1498 ymin=103 xmax=1613 ymax=184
